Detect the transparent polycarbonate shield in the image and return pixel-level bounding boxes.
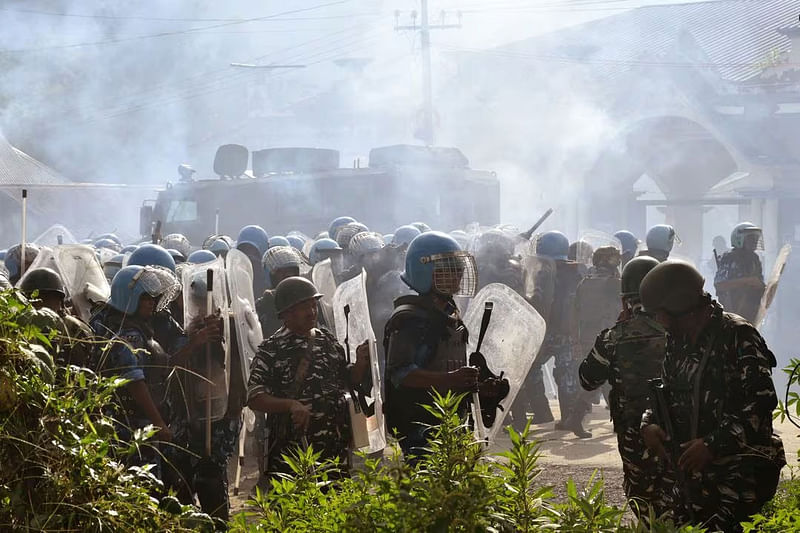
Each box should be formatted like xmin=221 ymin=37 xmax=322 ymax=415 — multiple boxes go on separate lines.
xmin=312 ymin=258 xmax=337 ymax=334
xmin=755 ymin=244 xmax=791 ymax=328
xmin=522 ymin=254 xmax=556 ymax=306
xmin=226 ymin=248 xmax=263 ymax=383
xmin=332 ymin=270 xmax=386 ymax=454
xmin=181 ymin=257 xmax=231 ymax=422
xmin=96 ymin=247 xmax=117 ymax=266
xmin=33 ymin=224 xmax=77 ymax=247
xmin=464 ymin=283 xmax=546 ymax=443
xmin=577 ymin=230 xmax=622 ymax=266
xmin=16 ymin=247 xmax=66 ymax=295
xmin=54 ymin=245 xmax=111 ymax=321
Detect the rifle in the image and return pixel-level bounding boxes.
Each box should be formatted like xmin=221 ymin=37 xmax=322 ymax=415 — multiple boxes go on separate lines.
xmin=647 ymin=378 xmax=694 ymax=521
xmin=519 ymin=208 xmax=554 ymax=241
xmin=713 ymin=248 xmax=720 ymax=269
xmin=468 ymin=302 xmax=510 ymax=430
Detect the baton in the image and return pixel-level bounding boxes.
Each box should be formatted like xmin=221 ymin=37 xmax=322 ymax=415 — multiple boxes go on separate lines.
xmin=205 ymin=269 xmax=214 ymax=458
xmin=20 ymin=189 xmax=27 ymax=278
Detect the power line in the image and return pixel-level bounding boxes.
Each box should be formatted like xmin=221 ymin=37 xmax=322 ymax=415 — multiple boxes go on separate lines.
xmin=0 ymin=1 xmax=352 ymax=53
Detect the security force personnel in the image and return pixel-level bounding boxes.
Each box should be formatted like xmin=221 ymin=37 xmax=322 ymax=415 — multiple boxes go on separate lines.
xmin=638 ymin=224 xmax=676 ymax=262
xmin=713 ymin=222 xmax=765 ymax=323
xmin=383 ymin=231 xmax=479 ymax=460
xmin=247 ymin=277 xmax=370 ymax=481
xmin=640 ymin=261 xmax=785 ymax=532
xmin=578 ymin=256 xmax=670 ymax=517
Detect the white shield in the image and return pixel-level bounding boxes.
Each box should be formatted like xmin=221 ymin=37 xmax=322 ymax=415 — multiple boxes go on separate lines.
xmin=54 ymin=245 xmax=111 ymax=322
xmin=181 ymin=257 xmax=231 ymax=422
xmin=755 ymin=244 xmax=792 ymax=328
xmin=464 ymin=283 xmax=547 ymax=443
xmin=16 ymin=246 xmax=66 ymax=294
xmin=226 ymin=248 xmax=263 ymax=383
xmin=33 ymin=224 xmax=78 ymax=247
xmin=312 ymin=258 xmax=338 ymax=334
xmin=332 ymin=270 xmax=386 ymax=454
xmin=577 ymin=230 xmax=622 ymax=266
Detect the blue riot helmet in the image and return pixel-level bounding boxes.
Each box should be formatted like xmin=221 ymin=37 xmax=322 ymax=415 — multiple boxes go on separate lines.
xmin=121 ymin=244 xmax=138 ymax=254
xmin=411 ymin=221 xmax=432 ymax=233
xmin=167 ymin=248 xmax=186 ymax=264
xmin=730 ymin=222 xmax=763 ymax=251
xmin=535 ymin=231 xmax=570 ymax=261
xmin=286 ymin=235 xmax=306 ymax=252
xmin=476 ymin=229 xmax=515 ymax=257
xmin=5 ymin=243 xmax=42 ymax=282
xmin=328 ymin=216 xmax=357 ymax=241
xmin=336 ymin=222 xmax=369 ymax=249
xmin=392 ymin=225 xmax=422 ymax=247
xmin=96 ymin=233 xmax=122 ymax=246
xmin=645 ymin=224 xmax=676 ymax=255
xmin=208 ymin=238 xmax=231 ymax=257
xmin=109 ymin=265 xmax=180 ymax=315
xmin=187 ymin=249 xmax=217 ymax=265
xmin=402 ymin=231 xmax=478 ymax=297
xmin=236 ymin=225 xmax=270 ymax=257
xmin=127 ymin=243 xmax=176 ymax=272
xmin=308 ymin=238 xmax=342 ymax=266
xmin=268 ymin=236 xmax=291 ymax=249
xmin=614 ymin=230 xmax=639 ymax=257
xmin=103 ymin=253 xmax=125 ymax=282
xmin=93 ymin=238 xmax=122 ymax=252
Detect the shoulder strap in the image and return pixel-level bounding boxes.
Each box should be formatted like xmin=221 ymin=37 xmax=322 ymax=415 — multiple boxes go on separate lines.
xmin=290 ymin=328 xmax=316 ymax=398
xmin=690 ymin=330 xmax=719 ymax=439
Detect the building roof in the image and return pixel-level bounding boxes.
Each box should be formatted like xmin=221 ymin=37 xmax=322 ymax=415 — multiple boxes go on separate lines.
xmin=497 ymin=0 xmax=799 ymax=82
xmin=0 ymin=129 xmax=70 ymax=186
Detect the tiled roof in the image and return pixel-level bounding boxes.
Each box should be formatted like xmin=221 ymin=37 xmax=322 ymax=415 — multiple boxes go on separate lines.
xmin=498 ymin=0 xmax=799 ymax=82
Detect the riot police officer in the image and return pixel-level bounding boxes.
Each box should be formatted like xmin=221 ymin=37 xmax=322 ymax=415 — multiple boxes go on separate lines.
xmin=383 ymin=232 xmax=479 ymax=460
xmin=614 ymin=230 xmax=639 ymax=267
xmin=638 ymin=224 xmax=676 ymax=262
xmin=578 ymin=256 xmax=669 ymax=517
xmin=236 ymin=225 xmax=271 ymax=296
xmin=19 ymin=267 xmax=94 ymax=368
xmin=640 ymin=261 xmax=785 ymax=531
xmin=713 ymin=222 xmax=765 ymax=323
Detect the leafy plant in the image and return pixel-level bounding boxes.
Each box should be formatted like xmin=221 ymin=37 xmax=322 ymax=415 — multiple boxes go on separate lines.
xmin=0 ymin=288 xmax=211 ymax=532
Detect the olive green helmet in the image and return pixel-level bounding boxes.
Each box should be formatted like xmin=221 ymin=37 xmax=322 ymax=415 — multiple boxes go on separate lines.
xmin=640 ymin=261 xmax=705 ymax=315
xmin=620 ymin=256 xmax=660 ymax=299
xmin=274 ymin=276 xmax=322 ymax=316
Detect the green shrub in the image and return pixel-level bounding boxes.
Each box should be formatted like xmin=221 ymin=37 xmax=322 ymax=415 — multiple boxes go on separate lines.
xmin=0 ymin=289 xmax=212 ymax=532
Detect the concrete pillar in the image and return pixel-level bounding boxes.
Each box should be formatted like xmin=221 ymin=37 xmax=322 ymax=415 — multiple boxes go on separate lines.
xmin=664 ymin=203 xmax=704 ymax=263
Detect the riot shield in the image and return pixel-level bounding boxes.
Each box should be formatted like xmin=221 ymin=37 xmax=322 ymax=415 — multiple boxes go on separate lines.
xmin=332 ymin=270 xmax=386 ymax=454
xmin=16 ymin=247 xmax=65 ymax=294
xmin=577 ymin=230 xmax=622 ymax=266
xmin=312 ymin=258 xmax=337 ymax=334
xmin=755 ymin=244 xmax=791 ymax=328
xmin=464 ymin=283 xmax=546 ymax=443
xmin=522 ymin=254 xmax=556 ymax=314
xmin=33 ymin=224 xmax=77 ymax=247
xmin=226 ymin=248 xmax=263 ymax=384
xmin=54 ymin=245 xmax=110 ymax=321
xmin=181 ymin=258 xmax=231 ymax=422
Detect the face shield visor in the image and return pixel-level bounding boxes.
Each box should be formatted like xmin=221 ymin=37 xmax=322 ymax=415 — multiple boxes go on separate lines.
xmin=130 ymin=266 xmax=181 ymax=313
xmin=427 ymin=251 xmax=478 ymax=297
xmin=742 ymin=229 xmax=764 ymax=251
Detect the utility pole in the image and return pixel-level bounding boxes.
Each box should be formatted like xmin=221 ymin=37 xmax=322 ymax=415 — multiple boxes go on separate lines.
xmin=395 ymin=2 xmax=461 ymax=145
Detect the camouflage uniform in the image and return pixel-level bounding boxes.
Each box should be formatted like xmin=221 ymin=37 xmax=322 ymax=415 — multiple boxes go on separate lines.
xmin=578 ymin=306 xmax=672 ymax=517
xmin=642 ymin=299 xmax=785 ymax=531
xmin=713 ymin=248 xmax=764 ymax=323
xmin=519 ymin=260 xmax=583 ymax=423
xmin=247 ymin=326 xmax=352 ymax=477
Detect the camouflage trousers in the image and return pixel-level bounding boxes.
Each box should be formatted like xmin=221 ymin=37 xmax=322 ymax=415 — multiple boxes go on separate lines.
xmin=162 ymin=415 xmax=242 ymax=521
xmin=672 ymin=457 xmax=779 ymax=532
xmin=617 ymin=425 xmax=675 ymax=519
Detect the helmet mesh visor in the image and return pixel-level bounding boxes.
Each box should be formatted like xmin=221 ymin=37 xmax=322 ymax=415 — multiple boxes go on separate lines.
xmin=133 ymin=266 xmax=181 ymax=312
xmin=263 ymin=246 xmax=302 ymax=271
xmin=432 ymin=251 xmax=477 ymax=297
